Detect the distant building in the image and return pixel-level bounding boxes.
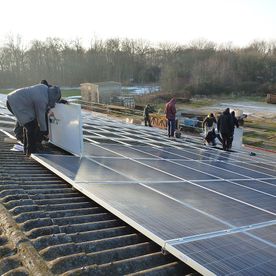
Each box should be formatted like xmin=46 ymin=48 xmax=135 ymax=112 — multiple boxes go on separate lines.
xmin=80 ymin=81 xmax=122 ymax=104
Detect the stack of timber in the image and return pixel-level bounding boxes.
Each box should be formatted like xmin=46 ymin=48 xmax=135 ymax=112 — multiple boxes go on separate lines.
xmin=266 ymin=93 xmax=276 ymax=104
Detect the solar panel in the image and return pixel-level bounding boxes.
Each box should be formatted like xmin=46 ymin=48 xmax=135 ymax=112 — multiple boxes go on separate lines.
xmin=145 ymin=181 xmax=274 ymax=225
xmin=234 ymin=180 xmax=276 ymax=196
xmin=173 ymin=231 xmax=276 ymax=275
xmin=249 ymin=224 xmax=276 ymax=243
xmin=35 ymin=154 xmax=131 ymax=183
xmin=229 ymin=161 xmax=276 ymax=176
xmin=31 ymin=109 xmax=276 ymax=275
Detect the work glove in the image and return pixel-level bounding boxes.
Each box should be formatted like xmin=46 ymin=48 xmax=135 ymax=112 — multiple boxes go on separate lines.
xmin=39 ymin=130 xmax=49 ymax=142
xmin=58 ymin=99 xmax=68 ymax=104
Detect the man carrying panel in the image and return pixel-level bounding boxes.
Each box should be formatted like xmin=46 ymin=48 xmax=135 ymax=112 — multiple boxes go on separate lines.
xmin=6 ymin=84 xmax=61 ymax=156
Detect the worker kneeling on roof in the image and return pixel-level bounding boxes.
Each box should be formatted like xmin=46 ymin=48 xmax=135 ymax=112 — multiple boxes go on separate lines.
xmin=6 ymin=84 xmax=61 ymax=156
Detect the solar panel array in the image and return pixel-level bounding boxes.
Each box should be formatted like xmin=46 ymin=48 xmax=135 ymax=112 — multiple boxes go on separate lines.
xmin=0 ymin=94 xmax=275 ymax=275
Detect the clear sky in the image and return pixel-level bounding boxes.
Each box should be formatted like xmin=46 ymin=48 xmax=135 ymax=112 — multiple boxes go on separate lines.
xmin=1 ymin=0 xmax=275 ymax=48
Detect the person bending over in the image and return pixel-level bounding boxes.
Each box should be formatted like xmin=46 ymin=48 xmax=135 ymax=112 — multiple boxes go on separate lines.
xmin=6 ymin=84 xmax=61 ymax=156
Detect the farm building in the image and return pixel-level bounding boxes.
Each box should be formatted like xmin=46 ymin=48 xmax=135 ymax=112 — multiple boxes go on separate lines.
xmin=80 ymin=81 xmax=122 ymax=104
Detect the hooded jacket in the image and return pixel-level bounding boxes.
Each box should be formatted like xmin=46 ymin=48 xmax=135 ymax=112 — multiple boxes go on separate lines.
xmin=165 ymin=98 xmax=176 ymax=120
xmin=48 ymin=86 xmax=61 ymax=108
xmin=7 ymin=84 xmax=61 ymax=131
xmin=217 ymin=108 xmax=234 ymax=135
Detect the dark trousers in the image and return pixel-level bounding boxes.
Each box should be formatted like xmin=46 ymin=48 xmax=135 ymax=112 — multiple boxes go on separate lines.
xmin=221 ymin=133 xmax=232 ymax=151
xmin=144 ymin=115 xmax=151 ymax=127
xmin=216 ymin=133 xmax=223 ymax=144
xmin=23 ymin=120 xmax=40 ymax=156
xmin=167 ymin=119 xmax=176 ymax=137
xmin=14 ymin=121 xmax=24 ymax=143
xmin=7 ymin=101 xmax=23 ymax=142
xmin=229 ymin=133 xmax=234 ymax=149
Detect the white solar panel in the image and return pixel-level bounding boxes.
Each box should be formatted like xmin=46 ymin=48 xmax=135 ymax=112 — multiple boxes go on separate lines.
xmin=48 ymin=103 xmax=83 ymax=156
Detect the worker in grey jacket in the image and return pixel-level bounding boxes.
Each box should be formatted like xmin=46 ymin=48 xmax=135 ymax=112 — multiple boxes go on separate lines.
xmin=6 ymin=84 xmax=61 ymax=156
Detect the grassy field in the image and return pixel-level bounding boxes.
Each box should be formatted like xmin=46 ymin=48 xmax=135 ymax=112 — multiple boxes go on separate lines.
xmin=60 ymin=89 xmax=81 ymax=98
xmin=243 ymin=118 xmax=276 ymax=152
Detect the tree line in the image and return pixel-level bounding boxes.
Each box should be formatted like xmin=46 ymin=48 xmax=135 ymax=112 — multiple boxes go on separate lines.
xmin=0 ymin=36 xmax=276 ymax=96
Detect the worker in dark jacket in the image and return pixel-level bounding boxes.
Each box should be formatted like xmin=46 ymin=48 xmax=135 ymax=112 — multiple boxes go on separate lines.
xmin=6 ymin=84 xmax=61 ymax=156
xmin=217 ymin=108 xmax=234 ymax=151
xmin=231 ymin=111 xmax=239 ymax=128
xmin=143 ymin=104 xmax=152 ymax=127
